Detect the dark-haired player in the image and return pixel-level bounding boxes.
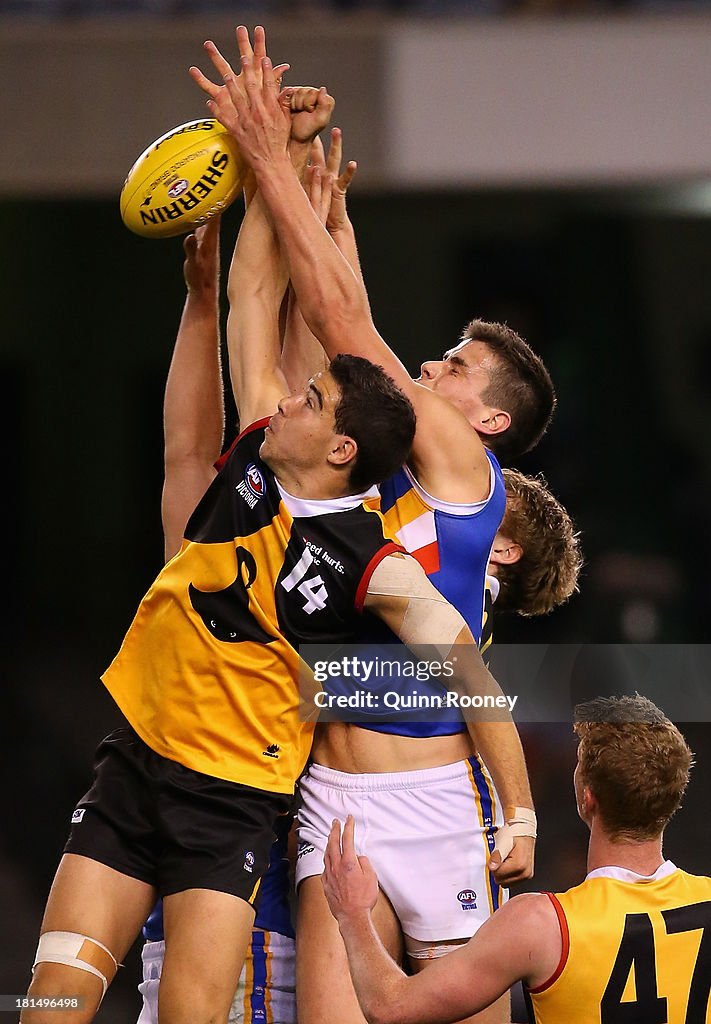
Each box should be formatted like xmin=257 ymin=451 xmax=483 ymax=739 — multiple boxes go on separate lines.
xmin=24 ymin=69 xmax=533 ymax=1024
xmin=324 ymin=695 xmax=711 ymax=1024
xmin=189 ymin=29 xmax=554 ymax=1024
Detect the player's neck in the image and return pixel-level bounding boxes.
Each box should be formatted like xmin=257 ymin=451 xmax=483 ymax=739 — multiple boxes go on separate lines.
xmin=275 ymin=464 xmax=354 ymax=502
xmin=587 ymin=819 xmax=665 ymax=877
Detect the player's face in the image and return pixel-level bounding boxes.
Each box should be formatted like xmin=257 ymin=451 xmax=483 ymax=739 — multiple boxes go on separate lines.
xmin=260 ymin=371 xmax=343 ymax=473
xmin=417 ymin=340 xmax=497 ymax=427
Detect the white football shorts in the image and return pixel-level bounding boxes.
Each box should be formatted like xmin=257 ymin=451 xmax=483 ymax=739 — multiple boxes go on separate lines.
xmin=137 ymin=929 xmax=296 ymax=1024
xmin=296 ymin=756 xmax=506 ymax=941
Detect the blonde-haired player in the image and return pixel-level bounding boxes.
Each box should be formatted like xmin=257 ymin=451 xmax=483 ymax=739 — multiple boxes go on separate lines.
xmin=324 ymin=694 xmax=711 ymax=1024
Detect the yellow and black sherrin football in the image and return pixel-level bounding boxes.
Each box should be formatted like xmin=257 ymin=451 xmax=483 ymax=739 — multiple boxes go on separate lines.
xmin=120 ymin=119 xmax=245 ymax=239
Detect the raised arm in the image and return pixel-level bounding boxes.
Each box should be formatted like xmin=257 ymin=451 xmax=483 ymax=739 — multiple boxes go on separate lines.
xmin=162 ymin=218 xmax=224 ymax=562
xmin=364 ymin=553 xmax=535 ymax=884
xmin=322 ymin=817 xmax=561 ymax=1024
xmin=226 ymin=188 xmax=290 ymax=426
xmin=191 ymin=29 xmax=492 ymax=502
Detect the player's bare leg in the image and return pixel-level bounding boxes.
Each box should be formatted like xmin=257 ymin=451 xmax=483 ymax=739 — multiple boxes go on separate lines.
xmin=158 ymin=888 xmax=256 ymax=1024
xmin=409 ymin=949 xmax=510 ymax=1024
xmin=296 ymin=876 xmax=403 ymax=1024
xmin=21 ymin=853 xmax=156 ymax=1024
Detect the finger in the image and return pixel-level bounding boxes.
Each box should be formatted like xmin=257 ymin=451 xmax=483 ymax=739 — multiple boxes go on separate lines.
xmin=326 ymin=818 xmax=342 ymax=864
xmin=326 ymin=127 xmax=342 ymax=176
xmin=183 ymin=233 xmax=197 ymax=257
xmin=342 ymin=814 xmax=356 ymax=858
xmin=188 ymin=64 xmax=221 ymax=100
xmin=358 ymin=854 xmax=375 ymax=878
xmin=308 ymin=165 xmax=323 ymax=213
xmin=201 ymin=214 xmax=221 ymax=245
xmin=253 ymin=24 xmax=266 ymax=61
xmin=236 ymin=24 xmax=254 ymax=62
xmin=204 ymin=39 xmax=236 ymax=83
xmin=310 ymin=136 xmax=326 ymax=170
xmin=273 ymin=62 xmax=290 ymax=86
xmin=337 ymin=160 xmax=357 ymax=192
xmin=240 ymin=52 xmax=263 ymax=102
xmin=261 ymin=57 xmax=279 ymax=100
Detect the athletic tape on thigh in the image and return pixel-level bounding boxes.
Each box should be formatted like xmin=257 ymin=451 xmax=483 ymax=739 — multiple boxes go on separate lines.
xmin=366 ymin=555 xmax=466 ymax=658
xmin=34 ymin=931 xmax=118 ymax=997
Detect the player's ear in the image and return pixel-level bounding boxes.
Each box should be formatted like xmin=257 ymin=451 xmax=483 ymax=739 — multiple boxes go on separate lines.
xmin=327 ymin=435 xmax=357 ymax=469
xmin=490 ymin=535 xmax=523 ymax=566
xmin=478 ymin=406 xmax=511 ymax=437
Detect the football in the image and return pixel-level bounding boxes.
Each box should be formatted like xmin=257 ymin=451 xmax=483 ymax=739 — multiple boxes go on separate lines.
xmin=120 ymin=119 xmax=245 ymax=239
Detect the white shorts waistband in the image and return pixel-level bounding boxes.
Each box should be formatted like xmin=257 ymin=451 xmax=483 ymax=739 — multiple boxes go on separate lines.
xmin=305 ymin=759 xmax=478 ymax=793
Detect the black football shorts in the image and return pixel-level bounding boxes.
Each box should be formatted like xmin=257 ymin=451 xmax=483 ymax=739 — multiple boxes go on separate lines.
xmin=64 ymin=724 xmax=291 ymax=906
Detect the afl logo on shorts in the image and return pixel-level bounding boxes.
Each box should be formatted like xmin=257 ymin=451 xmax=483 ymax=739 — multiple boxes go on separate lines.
xmin=457 ymin=889 xmax=478 ymax=910
xmin=245 ymin=463 xmax=265 ymax=498
xmin=167 ymin=178 xmax=190 ymax=198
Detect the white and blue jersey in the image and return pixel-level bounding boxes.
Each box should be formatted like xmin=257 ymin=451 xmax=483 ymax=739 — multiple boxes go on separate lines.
xmin=352 ymin=451 xmax=505 ymax=738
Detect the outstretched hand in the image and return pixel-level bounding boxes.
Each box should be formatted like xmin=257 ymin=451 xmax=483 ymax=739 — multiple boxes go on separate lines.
xmin=182 ymin=216 xmax=220 ymax=298
xmin=189 ymin=25 xmax=289 ymax=110
xmin=322 ymin=815 xmax=379 ymax=926
xmin=323 ymin=128 xmax=357 ymax=235
xmin=191 ymin=25 xmax=333 ymax=172
xmin=304 ymin=129 xmax=357 ymax=232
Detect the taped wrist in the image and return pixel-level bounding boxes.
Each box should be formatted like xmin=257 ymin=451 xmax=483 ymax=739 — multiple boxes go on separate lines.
xmin=493 ymin=807 xmax=537 ymax=862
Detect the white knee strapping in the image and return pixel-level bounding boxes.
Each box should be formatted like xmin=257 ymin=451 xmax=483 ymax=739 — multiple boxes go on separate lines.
xmin=366 ymin=555 xmax=467 ymax=659
xmin=33 ymin=931 xmax=118 ymax=997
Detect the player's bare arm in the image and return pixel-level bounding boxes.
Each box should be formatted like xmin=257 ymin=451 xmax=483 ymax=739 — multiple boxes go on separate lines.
xmin=162 ymin=218 xmax=224 ymax=562
xmin=322 ymin=817 xmax=560 ymax=1024
xmin=226 ymin=183 xmax=291 ymax=427
xmin=191 ymin=28 xmax=492 ymax=503
xmin=363 ymin=553 xmax=536 ymax=884
xmin=281 ymin=138 xmax=342 ymax=391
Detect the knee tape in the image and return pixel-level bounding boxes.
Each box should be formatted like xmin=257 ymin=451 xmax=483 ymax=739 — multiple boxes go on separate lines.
xmin=34 ymin=931 xmax=118 ymax=997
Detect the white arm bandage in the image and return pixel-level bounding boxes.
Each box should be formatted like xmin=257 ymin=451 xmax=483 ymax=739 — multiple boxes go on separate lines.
xmin=493 ymin=807 xmax=538 ymax=862
xmin=366 ymin=554 xmax=467 ymax=660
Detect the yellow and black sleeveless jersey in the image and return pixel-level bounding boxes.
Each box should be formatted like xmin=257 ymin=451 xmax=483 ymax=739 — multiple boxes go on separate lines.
xmin=525 ymin=862 xmax=711 ymax=1023
xmin=103 ymin=419 xmax=403 ymax=794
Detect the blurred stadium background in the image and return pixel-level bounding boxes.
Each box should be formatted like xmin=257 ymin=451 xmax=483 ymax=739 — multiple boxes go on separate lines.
xmin=2 ymin=4 xmax=711 ymax=1020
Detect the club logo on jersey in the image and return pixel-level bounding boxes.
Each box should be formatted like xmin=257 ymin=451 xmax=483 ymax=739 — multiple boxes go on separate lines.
xmin=167 ymin=178 xmax=190 ymax=199
xmin=71 ymin=808 xmax=85 ymax=824
xmin=262 ymin=743 xmax=280 ymax=759
xmin=189 ymin=545 xmax=276 ymax=645
xmin=243 ymin=850 xmax=255 ymax=873
xmin=457 ymin=889 xmax=478 ymax=910
xmin=236 ymin=463 xmax=266 ymax=508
